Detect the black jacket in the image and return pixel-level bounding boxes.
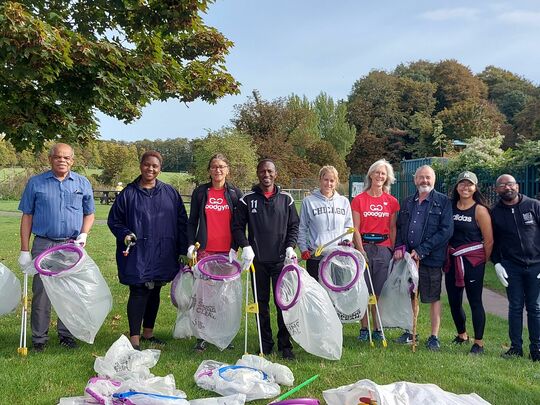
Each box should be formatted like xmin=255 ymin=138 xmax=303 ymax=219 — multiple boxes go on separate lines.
xmin=187 ymin=182 xmax=242 ymax=251
xmin=395 ymin=189 xmax=454 ymax=267
xmin=232 ymin=185 xmax=299 ymax=263
xmin=491 ymin=194 xmax=540 ymax=266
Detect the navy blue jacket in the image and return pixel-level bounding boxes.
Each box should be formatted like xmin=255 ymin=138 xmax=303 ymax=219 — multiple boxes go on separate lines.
xmin=107 ymin=178 xmax=188 ymax=285
xmin=396 ymin=189 xmax=453 ymax=267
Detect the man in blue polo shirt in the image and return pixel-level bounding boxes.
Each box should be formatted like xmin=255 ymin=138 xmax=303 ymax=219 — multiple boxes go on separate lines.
xmin=18 ymin=143 xmax=95 ymax=352
xmin=393 ymin=165 xmax=453 ymax=351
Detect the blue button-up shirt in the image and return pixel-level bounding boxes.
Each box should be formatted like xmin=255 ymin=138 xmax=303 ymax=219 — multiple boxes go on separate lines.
xmin=19 ymin=170 xmax=95 ymax=239
xmin=407 ymin=193 xmax=431 ymax=249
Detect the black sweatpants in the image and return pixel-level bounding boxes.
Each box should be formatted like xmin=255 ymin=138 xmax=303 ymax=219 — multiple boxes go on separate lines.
xmin=252 ymin=260 xmax=292 ymax=353
xmin=445 ymin=260 xmax=486 ymax=340
xmin=127 ymin=284 xmax=163 ymax=336
xmin=306 ymin=257 xmax=322 ymax=281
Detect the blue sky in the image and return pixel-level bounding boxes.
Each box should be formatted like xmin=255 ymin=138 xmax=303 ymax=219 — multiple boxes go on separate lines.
xmin=97 ymin=0 xmax=540 ymax=142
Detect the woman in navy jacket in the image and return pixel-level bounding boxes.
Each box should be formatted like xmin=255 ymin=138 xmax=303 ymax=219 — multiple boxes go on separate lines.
xmin=108 ymin=151 xmax=188 ymax=350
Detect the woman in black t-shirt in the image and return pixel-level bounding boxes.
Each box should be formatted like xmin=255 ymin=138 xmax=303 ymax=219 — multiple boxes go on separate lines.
xmin=445 ymin=171 xmax=493 ymax=355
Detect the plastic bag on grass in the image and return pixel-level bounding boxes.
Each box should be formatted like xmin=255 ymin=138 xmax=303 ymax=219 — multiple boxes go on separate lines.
xmin=189 ymin=255 xmax=243 ymax=350
xmin=0 ymin=262 xmax=21 ymax=316
xmin=34 ymin=244 xmax=112 ymax=343
xmin=112 ymin=392 xmax=189 ymax=404
xmin=172 ymin=265 xmax=195 ymax=339
xmin=85 ymin=377 xmax=121 ymax=404
xmin=194 ymin=360 xmax=280 ymax=401
xmin=275 ymin=262 xmax=342 ymax=360
xmin=318 ymin=247 xmax=369 ymax=323
xmin=236 ymin=354 xmax=294 ymax=386
xmin=58 ymin=396 xmax=99 ymax=404
xmin=189 ymin=394 xmax=246 ymax=405
xmin=379 ymin=253 xmax=419 ymax=331
xmin=322 ymin=379 xmax=490 ymax=405
xmin=94 ymin=335 xmax=160 ymax=381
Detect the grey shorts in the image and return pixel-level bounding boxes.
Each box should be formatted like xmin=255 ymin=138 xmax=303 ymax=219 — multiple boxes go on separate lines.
xmin=418 ymin=264 xmax=443 ymax=303
xmin=363 ymin=244 xmax=392 ymax=296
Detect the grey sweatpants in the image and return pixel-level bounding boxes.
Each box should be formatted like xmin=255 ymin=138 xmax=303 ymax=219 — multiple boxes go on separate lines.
xmin=31 ymin=236 xmax=74 ymax=345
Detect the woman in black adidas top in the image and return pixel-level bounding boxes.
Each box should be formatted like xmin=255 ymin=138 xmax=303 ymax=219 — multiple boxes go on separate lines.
xmin=445 ymin=171 xmax=493 ymax=355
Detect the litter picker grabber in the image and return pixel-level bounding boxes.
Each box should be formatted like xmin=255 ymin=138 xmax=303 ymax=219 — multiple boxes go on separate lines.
xmin=364 ymin=262 xmax=387 ymax=348
xmin=18 ymin=273 xmax=29 ymax=356
xmin=123 ymin=234 xmax=137 ymax=257
xmin=411 ymin=257 xmax=420 ymax=353
xmin=314 ymin=227 xmax=355 ymax=257
xmin=190 ymin=242 xmax=200 ymax=267
xmin=244 ymin=263 xmax=264 ymax=356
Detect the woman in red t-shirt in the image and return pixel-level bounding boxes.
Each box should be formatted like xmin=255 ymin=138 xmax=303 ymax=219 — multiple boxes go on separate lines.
xmin=187 ymin=153 xmax=243 ymax=352
xmin=351 ymin=159 xmax=399 ymax=342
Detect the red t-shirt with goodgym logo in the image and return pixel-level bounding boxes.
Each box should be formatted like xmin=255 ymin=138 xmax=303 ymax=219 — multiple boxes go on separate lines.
xmin=351 ymin=191 xmax=400 ymax=247
xmin=205 ymin=187 xmax=232 ymax=253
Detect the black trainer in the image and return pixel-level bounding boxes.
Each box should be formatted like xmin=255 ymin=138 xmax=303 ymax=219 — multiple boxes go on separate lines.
xmin=194 ymin=339 xmax=207 ymax=352
xmin=59 ymin=336 xmax=78 ymax=349
xmin=281 ymin=348 xmax=295 ymax=360
xmin=529 ymin=351 xmax=540 ymax=362
xmin=141 ymin=336 xmax=166 ymax=345
xmin=451 ymin=335 xmax=470 ymax=345
xmin=469 ymin=343 xmax=484 ymax=355
xmin=426 ymin=335 xmax=440 ymax=351
xmin=501 ymin=347 xmax=523 ymax=358
xmin=33 ymin=342 xmax=46 ymax=352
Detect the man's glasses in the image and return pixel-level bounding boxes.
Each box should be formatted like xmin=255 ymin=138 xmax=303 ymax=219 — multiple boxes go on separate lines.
xmin=496 ymin=181 xmax=517 ymax=188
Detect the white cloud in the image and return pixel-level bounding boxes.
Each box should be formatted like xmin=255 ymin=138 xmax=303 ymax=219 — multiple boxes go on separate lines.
xmin=497 ymin=10 xmax=540 ymax=24
xmin=420 ymin=7 xmax=480 ymax=21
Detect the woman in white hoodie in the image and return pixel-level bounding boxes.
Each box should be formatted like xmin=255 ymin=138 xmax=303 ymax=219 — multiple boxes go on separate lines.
xmin=298 ymin=166 xmax=353 ymax=280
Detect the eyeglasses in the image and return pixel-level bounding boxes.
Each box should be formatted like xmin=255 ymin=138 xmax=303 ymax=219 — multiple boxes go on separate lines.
xmin=51 ymin=155 xmax=73 ymax=161
xmin=210 ymin=165 xmax=228 ymax=171
xmin=496 ymin=181 xmax=517 ymax=188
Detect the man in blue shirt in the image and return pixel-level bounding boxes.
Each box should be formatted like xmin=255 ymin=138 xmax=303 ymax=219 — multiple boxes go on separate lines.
xmin=393 ymin=165 xmax=453 ymax=350
xmin=18 ymin=143 xmax=95 ymax=352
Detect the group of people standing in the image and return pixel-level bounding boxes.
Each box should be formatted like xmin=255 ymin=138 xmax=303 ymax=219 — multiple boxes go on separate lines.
xmin=17 ymin=142 xmax=540 ymax=363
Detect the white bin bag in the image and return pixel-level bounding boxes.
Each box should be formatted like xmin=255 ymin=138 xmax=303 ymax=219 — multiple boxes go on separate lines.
xmin=34 ymin=244 xmax=112 ymax=343
xmin=194 ymin=360 xmax=280 ymax=401
xmin=171 ymin=266 xmax=195 ymax=339
xmin=189 ymin=255 xmax=243 ymax=350
xmin=275 ymin=262 xmax=342 ymax=360
xmin=323 ymin=379 xmax=490 ymax=405
xmin=318 ymin=247 xmax=369 ymax=323
xmin=379 ymin=253 xmax=419 ymax=331
xmin=0 ymin=262 xmax=21 ymax=316
xmin=189 ymin=394 xmax=246 ymax=405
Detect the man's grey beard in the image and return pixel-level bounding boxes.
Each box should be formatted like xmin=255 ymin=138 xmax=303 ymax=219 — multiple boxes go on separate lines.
xmin=417 ymin=185 xmax=433 ymax=193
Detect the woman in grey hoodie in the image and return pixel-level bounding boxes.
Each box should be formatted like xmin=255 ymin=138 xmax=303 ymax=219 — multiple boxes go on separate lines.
xmin=298 ymin=166 xmax=353 ymax=280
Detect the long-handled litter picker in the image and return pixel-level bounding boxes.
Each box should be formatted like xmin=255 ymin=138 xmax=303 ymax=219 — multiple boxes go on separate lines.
xmin=244 ymin=262 xmax=264 ymax=356
xmin=411 ymin=257 xmax=420 ymax=353
xmin=364 ymin=261 xmax=387 ymax=348
xmin=314 ymin=227 xmax=355 ymax=257
xmin=18 ymin=273 xmax=29 ymax=356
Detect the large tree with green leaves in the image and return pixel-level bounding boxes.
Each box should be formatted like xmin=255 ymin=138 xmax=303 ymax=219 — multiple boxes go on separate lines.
xmin=0 ymin=0 xmax=239 ymax=151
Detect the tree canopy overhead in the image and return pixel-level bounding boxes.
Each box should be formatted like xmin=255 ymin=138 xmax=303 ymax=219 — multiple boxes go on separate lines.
xmin=0 ymin=0 xmax=240 ymax=151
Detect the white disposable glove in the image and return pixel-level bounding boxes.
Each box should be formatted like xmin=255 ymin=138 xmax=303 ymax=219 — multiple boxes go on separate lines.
xmin=18 ymin=251 xmax=37 ymax=275
xmin=228 ymin=248 xmax=237 ymax=263
xmin=241 ymin=246 xmax=255 ymax=271
xmin=75 ymin=232 xmax=88 ymax=247
xmin=494 ymin=263 xmax=509 ymax=287
xmin=285 ymin=247 xmax=297 ymax=260
xmin=187 ymin=245 xmax=196 ymax=260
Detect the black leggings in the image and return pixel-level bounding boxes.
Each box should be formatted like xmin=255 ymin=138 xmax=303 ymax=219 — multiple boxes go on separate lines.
xmin=127 ymin=284 xmax=162 ymax=337
xmin=445 ymin=261 xmax=486 ymax=340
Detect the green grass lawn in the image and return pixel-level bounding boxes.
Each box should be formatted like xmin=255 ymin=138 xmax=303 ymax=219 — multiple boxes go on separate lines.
xmin=0 ymin=215 xmax=539 ymax=404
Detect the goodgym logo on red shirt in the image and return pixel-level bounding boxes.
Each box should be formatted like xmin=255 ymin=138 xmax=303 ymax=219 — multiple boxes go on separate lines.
xmin=205 ymin=196 xmax=230 ymax=212
xmin=364 ymin=202 xmax=390 ymax=217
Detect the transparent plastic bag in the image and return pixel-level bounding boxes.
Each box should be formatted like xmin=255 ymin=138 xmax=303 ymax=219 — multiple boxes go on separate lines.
xmin=318 ymin=247 xmax=369 ymax=323
xmin=323 ymin=379 xmax=490 ymax=405
xmin=276 ymin=263 xmax=342 ymax=360
xmin=171 ymin=266 xmax=195 ymax=339
xmin=94 ymin=335 xmax=161 ymax=382
xmin=194 ymin=360 xmax=280 ymax=401
xmin=189 ymin=255 xmax=243 ymax=350
xmin=35 ymin=244 xmax=112 ymax=343
xmin=236 ymin=354 xmax=294 ymax=386
xmin=379 ymin=253 xmax=419 ymax=331
xmin=189 ymin=394 xmax=246 ymax=405
xmin=0 ymin=262 xmax=21 ymax=316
